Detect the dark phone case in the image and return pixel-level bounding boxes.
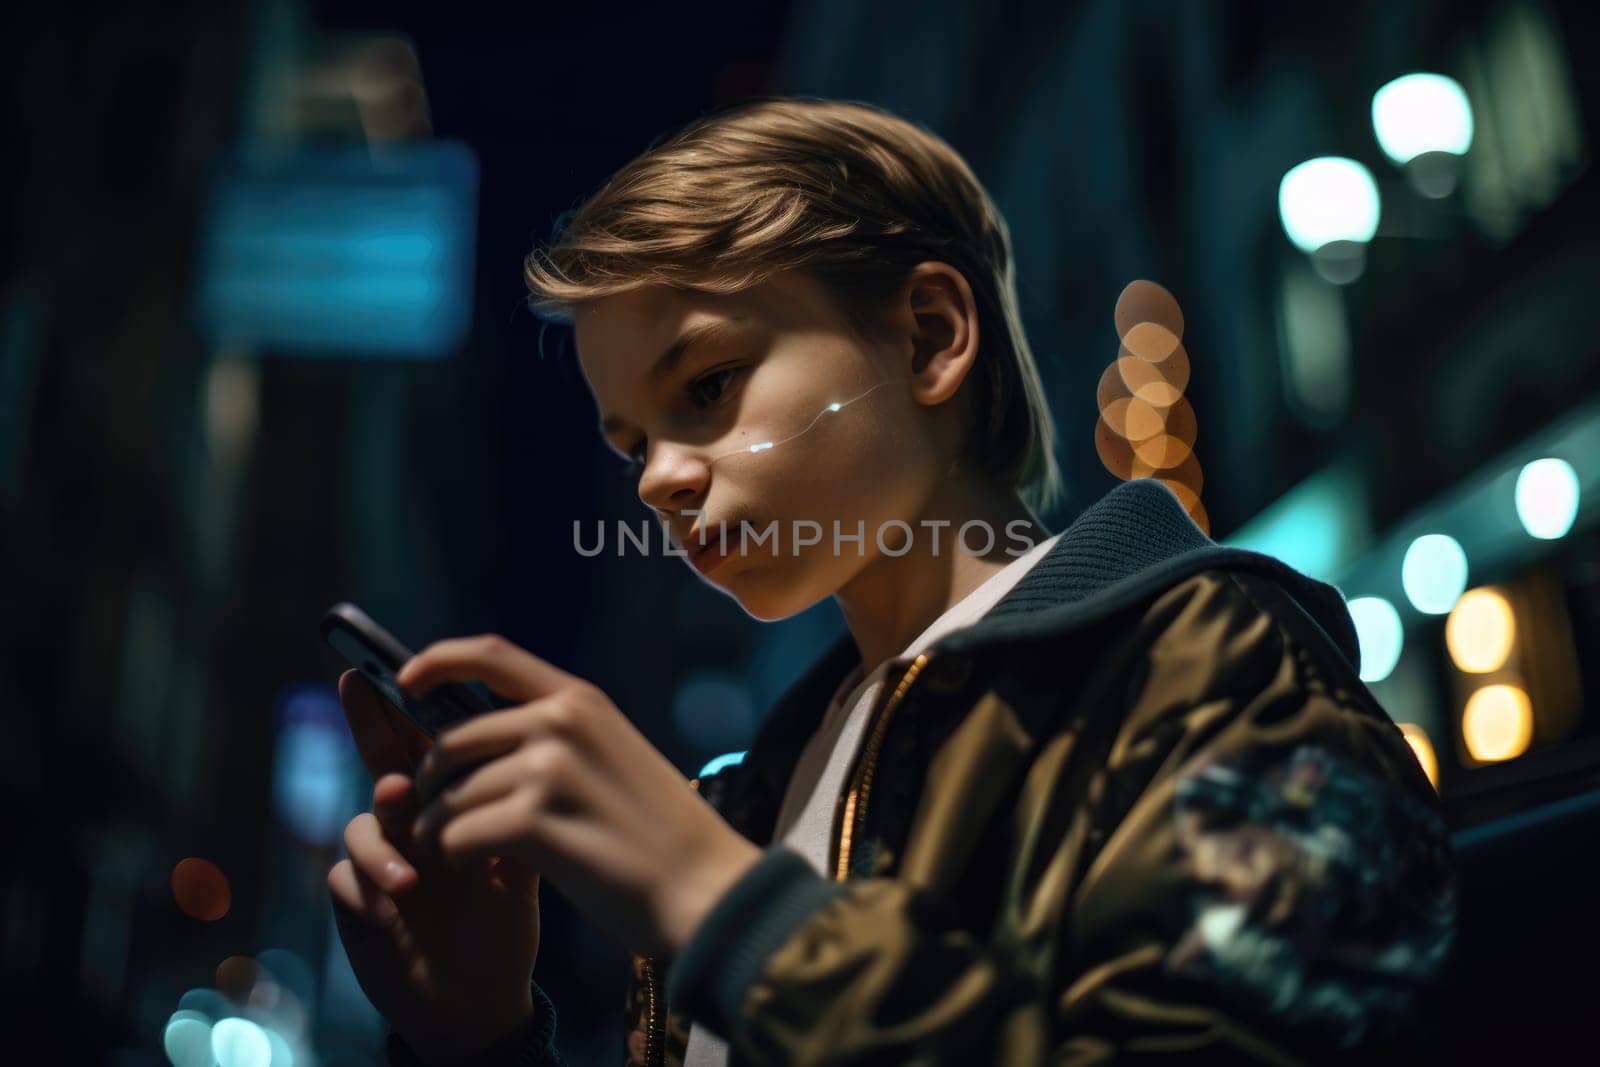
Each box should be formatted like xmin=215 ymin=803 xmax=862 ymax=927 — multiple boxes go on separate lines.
xmin=320 ymin=601 xmax=495 ymax=739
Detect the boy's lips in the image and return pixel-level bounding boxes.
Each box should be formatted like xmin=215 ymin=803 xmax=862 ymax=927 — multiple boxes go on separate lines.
xmin=684 ymin=523 xmax=745 ymax=575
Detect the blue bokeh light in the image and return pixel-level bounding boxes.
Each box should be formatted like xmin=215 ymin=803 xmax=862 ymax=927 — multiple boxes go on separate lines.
xmin=212 ymin=1017 xmax=272 ymax=1067
xmin=672 ymin=673 xmax=757 ymax=754
xmin=1401 ymin=533 xmax=1469 ymax=615
xmin=193 ymin=141 xmax=479 ymax=360
xmin=264 ymin=1027 xmax=295 ymax=1067
xmin=163 ymin=1015 xmax=214 ymax=1067
xmin=178 ymin=987 xmax=235 ymax=1022
xmin=1346 ymin=596 xmax=1404 ymax=683
xmin=271 ymin=685 xmax=357 ymax=846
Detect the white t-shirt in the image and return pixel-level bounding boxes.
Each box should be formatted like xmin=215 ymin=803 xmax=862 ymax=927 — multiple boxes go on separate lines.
xmin=682 ymin=532 xmax=1063 ymax=1065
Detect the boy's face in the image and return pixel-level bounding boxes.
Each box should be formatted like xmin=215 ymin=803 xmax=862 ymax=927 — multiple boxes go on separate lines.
xmin=574 ymin=269 xmax=948 ymax=620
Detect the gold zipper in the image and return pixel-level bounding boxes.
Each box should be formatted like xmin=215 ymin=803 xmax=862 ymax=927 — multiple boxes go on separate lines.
xmin=635 ymin=777 xmax=701 ymax=1066
xmin=638 ymin=955 xmax=662 ymax=1067
xmin=834 ymin=653 xmax=929 ymax=882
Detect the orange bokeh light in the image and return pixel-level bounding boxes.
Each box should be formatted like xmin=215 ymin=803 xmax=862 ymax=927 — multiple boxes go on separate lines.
xmin=172 ymin=857 xmax=231 ymax=922
xmin=1129 ymin=396 xmax=1197 ymax=470
xmin=1126 ymin=335 xmax=1190 ymax=390
xmin=1116 ymin=351 xmax=1188 ymax=407
xmin=1103 ymin=280 xmax=1206 ymax=533
xmin=1097 ymin=359 xmax=1132 ymax=410
xmin=1114 ymin=279 xmax=1185 ymax=342
xmin=1397 ymin=723 xmax=1440 ymax=789
xmin=1134 ymin=432 xmax=1193 ymax=469
xmin=1101 ymin=396 xmax=1165 ymax=442
xmin=1121 ymin=320 xmax=1182 ymax=363
xmin=1158 ymin=454 xmax=1205 ymax=498
xmin=1094 ymin=416 xmax=1156 ymax=480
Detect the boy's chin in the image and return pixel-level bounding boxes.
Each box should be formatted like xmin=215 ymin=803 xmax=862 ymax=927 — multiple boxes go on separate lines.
xmin=723 ymin=573 xmax=812 ymax=623
xmin=719 ymin=554 xmax=862 ymax=622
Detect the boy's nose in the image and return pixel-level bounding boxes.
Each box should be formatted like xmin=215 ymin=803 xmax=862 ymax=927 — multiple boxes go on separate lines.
xmin=636 ymin=446 xmax=710 ymax=512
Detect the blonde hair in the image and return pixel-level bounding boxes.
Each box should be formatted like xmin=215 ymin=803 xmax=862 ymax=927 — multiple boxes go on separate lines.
xmin=524 ymin=96 xmax=1063 ymax=515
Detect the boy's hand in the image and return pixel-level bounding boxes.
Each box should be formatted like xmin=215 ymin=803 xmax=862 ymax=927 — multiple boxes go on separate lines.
xmin=328 ymin=671 xmax=542 ymax=1062
xmin=400 ymin=635 xmax=764 ymax=958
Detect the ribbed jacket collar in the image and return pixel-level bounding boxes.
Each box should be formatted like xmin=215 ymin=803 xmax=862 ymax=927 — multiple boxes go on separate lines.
xmin=936 ymin=478 xmax=1357 ymax=658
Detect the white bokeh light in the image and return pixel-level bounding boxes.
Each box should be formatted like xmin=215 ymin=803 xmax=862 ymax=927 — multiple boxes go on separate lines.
xmin=1372 ymin=73 xmax=1474 ymax=164
xmin=1278 ymin=157 xmax=1381 ymax=254
xmin=1515 ymin=457 xmax=1580 ymax=540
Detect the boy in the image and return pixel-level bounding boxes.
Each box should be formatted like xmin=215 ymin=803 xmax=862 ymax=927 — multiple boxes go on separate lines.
xmin=328 ymin=97 xmax=1458 ymax=1065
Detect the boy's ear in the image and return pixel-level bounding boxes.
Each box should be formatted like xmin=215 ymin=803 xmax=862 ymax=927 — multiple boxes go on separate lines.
xmin=901 ymin=261 xmax=980 ymax=408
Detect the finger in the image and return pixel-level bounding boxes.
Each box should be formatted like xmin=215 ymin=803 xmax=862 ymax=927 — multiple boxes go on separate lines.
xmin=413 ymin=703 xmax=549 ymax=806
xmin=343 ymin=811 xmax=418 ymax=896
xmin=433 ymin=788 xmax=552 ymax=868
xmin=372 ymin=773 xmax=425 ymax=865
xmin=395 ymin=634 xmax=577 ymax=707
xmin=327 ymin=857 xmax=400 ymax=930
xmin=412 ymin=745 xmax=560 ymax=851
xmin=339 ymin=669 xmax=433 ymax=780
xmin=440 ymin=800 xmax=595 ymax=898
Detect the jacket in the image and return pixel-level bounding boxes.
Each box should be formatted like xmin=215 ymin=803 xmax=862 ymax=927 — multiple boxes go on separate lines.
xmin=390 ymin=478 xmax=1460 ymax=1066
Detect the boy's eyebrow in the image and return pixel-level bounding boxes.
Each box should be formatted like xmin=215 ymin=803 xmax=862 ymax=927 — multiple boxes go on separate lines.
xmin=599 ymin=316 xmax=748 ymax=436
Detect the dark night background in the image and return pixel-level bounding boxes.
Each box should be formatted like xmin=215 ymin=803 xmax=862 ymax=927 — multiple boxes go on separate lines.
xmin=4 ymin=0 xmax=1597 ymax=1062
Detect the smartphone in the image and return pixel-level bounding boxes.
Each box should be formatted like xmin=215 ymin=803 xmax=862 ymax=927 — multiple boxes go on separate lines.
xmin=320 ymin=601 xmax=496 ymax=740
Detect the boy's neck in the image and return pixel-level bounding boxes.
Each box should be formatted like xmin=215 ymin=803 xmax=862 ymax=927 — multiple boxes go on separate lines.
xmin=834 ymin=469 xmax=1049 ymax=673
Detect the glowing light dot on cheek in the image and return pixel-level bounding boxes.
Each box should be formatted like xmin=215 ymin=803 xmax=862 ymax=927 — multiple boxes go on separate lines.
xmin=709 ymin=377 xmax=914 ymax=464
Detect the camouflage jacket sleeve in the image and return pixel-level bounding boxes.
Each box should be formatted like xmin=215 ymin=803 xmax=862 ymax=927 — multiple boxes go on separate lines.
xmin=663 ymin=570 xmax=1460 ymax=1065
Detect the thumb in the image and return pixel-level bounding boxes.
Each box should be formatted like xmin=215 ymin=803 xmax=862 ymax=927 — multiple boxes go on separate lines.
xmin=339 ymin=668 xmax=431 ymax=780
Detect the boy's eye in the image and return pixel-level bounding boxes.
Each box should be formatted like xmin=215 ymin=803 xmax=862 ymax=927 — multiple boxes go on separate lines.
xmin=620 ymin=445 xmax=646 ymax=482
xmin=688 ymin=365 xmax=742 ymax=409
xmin=616 ymin=366 xmax=744 ymax=482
